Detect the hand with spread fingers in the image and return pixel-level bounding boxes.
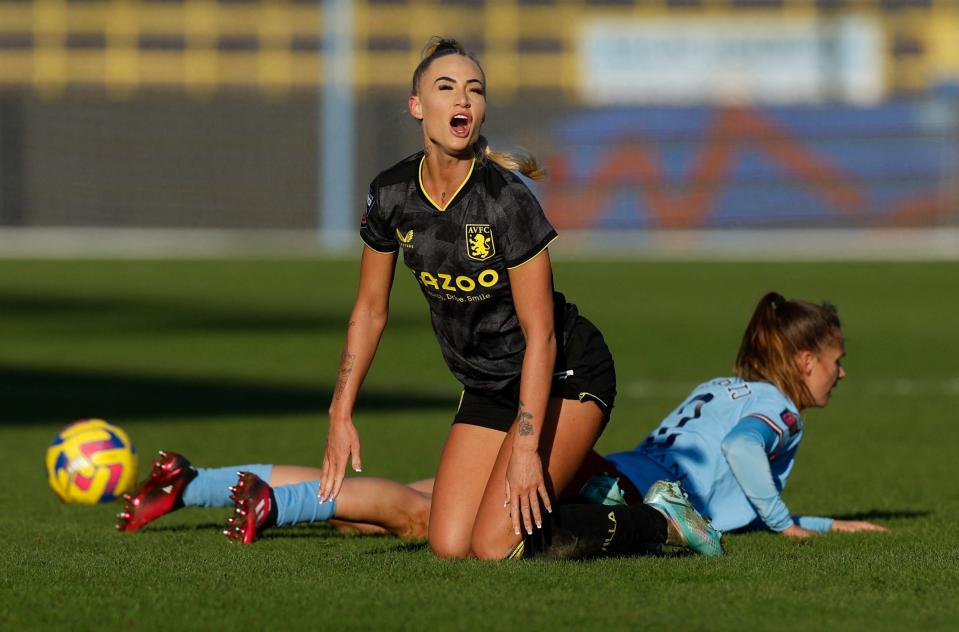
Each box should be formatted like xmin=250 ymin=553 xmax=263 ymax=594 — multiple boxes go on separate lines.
xmin=319 ymin=416 xmax=363 ymax=502
xmin=780 ymin=524 xmax=821 ymax=538
xmin=505 ymin=446 xmax=552 ymax=536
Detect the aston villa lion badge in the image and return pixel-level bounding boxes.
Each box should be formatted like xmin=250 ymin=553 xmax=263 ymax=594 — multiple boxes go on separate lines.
xmin=466 ymin=224 xmax=495 ymax=261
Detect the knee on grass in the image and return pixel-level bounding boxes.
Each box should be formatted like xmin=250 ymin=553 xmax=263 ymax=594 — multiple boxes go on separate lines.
xmin=428 ymin=529 xmax=473 ymax=559
xmin=392 ymin=493 xmax=430 ymax=540
xmin=470 ymin=531 xmax=522 ymax=561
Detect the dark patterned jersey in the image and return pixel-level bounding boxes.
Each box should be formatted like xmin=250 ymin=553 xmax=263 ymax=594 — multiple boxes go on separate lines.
xmin=361 ymin=151 xmax=578 ymax=391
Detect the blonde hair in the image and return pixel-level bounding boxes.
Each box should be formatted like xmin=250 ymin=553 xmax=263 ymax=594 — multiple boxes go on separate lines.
xmin=411 ymin=37 xmax=547 ymax=182
xmin=735 ymin=291 xmax=842 ymax=409
xmin=474 ymin=136 xmax=547 ymax=182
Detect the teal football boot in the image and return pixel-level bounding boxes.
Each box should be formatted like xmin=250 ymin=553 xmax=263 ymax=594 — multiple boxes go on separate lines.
xmin=644 ymin=480 xmax=724 ymax=556
xmin=580 ymin=474 xmax=629 ymax=507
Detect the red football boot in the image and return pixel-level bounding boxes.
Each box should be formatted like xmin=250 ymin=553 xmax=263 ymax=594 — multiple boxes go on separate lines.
xmin=224 ymin=472 xmax=276 ymax=544
xmin=116 ymin=450 xmax=197 ymax=532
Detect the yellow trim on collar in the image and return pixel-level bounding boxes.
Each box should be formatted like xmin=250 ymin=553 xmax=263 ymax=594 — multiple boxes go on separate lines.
xmin=418 ymin=156 xmax=475 ymax=212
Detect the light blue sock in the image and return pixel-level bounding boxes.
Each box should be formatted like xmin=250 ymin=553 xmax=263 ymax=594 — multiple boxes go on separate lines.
xmin=181 ymin=464 xmax=273 ymax=508
xmin=273 ymin=480 xmax=337 ymax=527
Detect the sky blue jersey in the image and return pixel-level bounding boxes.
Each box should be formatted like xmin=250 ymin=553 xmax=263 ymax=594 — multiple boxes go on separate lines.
xmin=605 ymin=377 xmax=808 ymax=533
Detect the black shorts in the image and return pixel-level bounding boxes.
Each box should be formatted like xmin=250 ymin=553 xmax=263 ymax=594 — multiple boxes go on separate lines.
xmin=452 ymin=315 xmax=616 ymax=433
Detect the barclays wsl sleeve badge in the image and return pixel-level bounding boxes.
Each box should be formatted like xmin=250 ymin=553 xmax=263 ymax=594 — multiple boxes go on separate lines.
xmin=466 ymin=224 xmax=495 ymax=261
xmin=361 ymin=191 xmax=374 ymax=228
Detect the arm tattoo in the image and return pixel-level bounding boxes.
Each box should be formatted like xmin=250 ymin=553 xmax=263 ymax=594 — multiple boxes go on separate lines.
xmin=333 ymin=350 xmax=355 ymax=400
xmin=516 ymin=400 xmax=535 ymax=436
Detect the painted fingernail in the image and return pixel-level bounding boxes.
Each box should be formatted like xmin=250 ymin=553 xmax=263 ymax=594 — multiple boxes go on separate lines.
xmin=527 ymin=528 xmax=533 ymax=535
xmin=536 ymin=522 xmax=542 ymax=529
xmin=515 ymin=528 xmax=520 ymax=535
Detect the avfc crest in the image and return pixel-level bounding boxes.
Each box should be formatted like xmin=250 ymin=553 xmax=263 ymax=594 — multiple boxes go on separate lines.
xmin=466 ymin=224 xmax=495 ymax=261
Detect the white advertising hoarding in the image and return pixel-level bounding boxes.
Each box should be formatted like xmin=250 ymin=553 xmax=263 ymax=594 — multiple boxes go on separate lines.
xmin=578 ymin=16 xmax=884 ymax=105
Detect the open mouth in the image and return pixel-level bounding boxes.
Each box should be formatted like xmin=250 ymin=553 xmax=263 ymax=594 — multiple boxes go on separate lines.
xmin=450 ymin=113 xmax=471 ymax=138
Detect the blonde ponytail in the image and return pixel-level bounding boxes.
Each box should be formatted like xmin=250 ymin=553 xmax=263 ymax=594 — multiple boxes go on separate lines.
xmin=475 ymin=136 xmax=547 ymax=182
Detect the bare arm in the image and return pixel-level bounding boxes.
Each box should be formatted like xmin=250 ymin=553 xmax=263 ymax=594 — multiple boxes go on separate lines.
xmin=319 ymin=246 xmax=397 ymax=501
xmin=505 ymin=249 xmax=556 ymax=535
xmin=829 ymin=520 xmax=888 ymax=534
xmin=781 ymin=521 xmax=888 ymax=537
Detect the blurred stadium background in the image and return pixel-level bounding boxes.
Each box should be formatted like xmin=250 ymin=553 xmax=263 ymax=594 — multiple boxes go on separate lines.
xmin=3 ymin=5 xmax=959 ymax=626
xmin=0 ymin=0 xmax=957 ymax=258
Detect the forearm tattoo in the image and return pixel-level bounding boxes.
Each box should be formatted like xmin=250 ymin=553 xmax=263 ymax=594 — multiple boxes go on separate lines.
xmin=516 ymin=400 xmax=535 ymax=436
xmin=333 ymin=350 xmax=355 ymax=400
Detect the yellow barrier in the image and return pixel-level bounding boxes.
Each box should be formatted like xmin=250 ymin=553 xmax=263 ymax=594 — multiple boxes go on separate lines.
xmin=0 ymin=0 xmax=956 ymax=99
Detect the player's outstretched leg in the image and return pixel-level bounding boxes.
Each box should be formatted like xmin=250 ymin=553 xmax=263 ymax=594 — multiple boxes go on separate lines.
xmin=643 ymin=480 xmax=724 ymax=556
xmin=225 ymin=473 xmax=340 ymax=544
xmin=117 ymin=452 xmax=274 ymax=532
xmin=224 ymin=472 xmax=278 ymax=544
xmin=116 ymin=450 xmax=198 ymax=532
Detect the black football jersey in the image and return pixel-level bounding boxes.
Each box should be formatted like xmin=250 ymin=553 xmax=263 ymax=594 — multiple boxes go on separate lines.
xmin=360 ymin=151 xmax=578 ymax=391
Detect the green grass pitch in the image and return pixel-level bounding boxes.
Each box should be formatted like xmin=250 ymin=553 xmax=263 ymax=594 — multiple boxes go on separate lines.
xmin=1 ymin=258 xmax=957 ymax=630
